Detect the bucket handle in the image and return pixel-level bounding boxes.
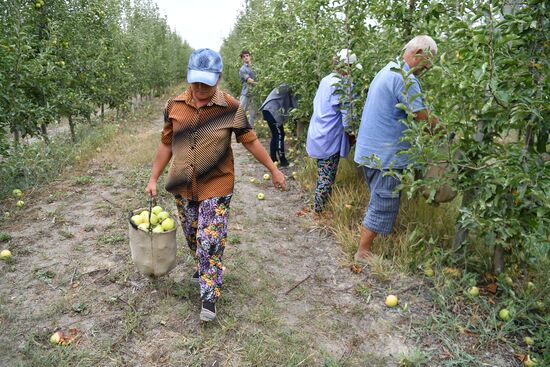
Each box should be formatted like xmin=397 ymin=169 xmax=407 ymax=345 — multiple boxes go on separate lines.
xmin=128 ymin=196 xmax=157 ymax=231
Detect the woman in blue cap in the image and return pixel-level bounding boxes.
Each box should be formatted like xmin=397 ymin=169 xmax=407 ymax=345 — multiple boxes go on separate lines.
xmin=146 ymin=48 xmax=286 ymax=322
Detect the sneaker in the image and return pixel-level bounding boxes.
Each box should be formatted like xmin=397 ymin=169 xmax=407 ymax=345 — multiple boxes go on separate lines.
xmin=200 ymin=301 xmax=216 ymax=322
xmin=191 ymin=270 xmax=200 ymax=284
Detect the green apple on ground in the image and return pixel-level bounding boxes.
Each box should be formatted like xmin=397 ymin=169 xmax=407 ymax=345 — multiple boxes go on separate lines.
xmin=524 ymin=355 xmax=537 ymax=367
xmin=257 ymin=192 xmax=265 ymax=200
xmin=385 ymin=295 xmax=398 ymax=308
xmin=50 ymin=331 xmax=63 ymax=345
xmin=151 ymin=206 xmax=163 ymax=215
xmin=1 ymin=249 xmax=12 ymax=260
xmin=16 ymin=200 xmax=25 ymax=208
xmin=498 ymin=308 xmax=511 ymax=321
xmin=524 ymin=336 xmax=534 ymax=345
xmin=468 ymin=286 xmax=480 ymax=297
xmin=263 ymin=173 xmax=271 ymax=180
xmin=12 ymin=189 xmax=23 ymax=197
xmin=161 ymin=218 xmax=176 ymax=231
xmin=423 ymin=267 xmax=434 ymax=277
xmin=504 ymin=276 xmax=514 ymax=286
xmin=526 ymin=281 xmax=535 ymax=292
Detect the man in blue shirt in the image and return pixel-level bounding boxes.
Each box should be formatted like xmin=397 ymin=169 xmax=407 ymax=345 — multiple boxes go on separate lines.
xmin=239 ymin=50 xmax=258 ymax=127
xmin=353 ymin=36 xmax=440 ymax=263
xmin=307 ymin=49 xmax=358 ymax=214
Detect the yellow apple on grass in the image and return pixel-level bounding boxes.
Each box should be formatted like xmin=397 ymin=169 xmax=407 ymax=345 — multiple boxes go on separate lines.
xmin=385 ymin=295 xmax=398 ymax=308
xmin=257 ymin=192 xmax=265 ymax=200
xmin=12 ymin=189 xmax=23 ymax=197
xmin=50 ymin=331 xmax=63 ymax=345
xmin=524 ymin=336 xmax=534 ymax=345
xmin=468 ymin=286 xmax=480 ymax=297
xmin=0 ymin=249 xmax=12 ymax=260
xmin=16 ymin=200 xmax=25 ymax=208
xmin=424 ymin=268 xmax=435 ymax=277
xmin=499 ymin=308 xmax=511 ymax=321
xmin=263 ymin=173 xmax=271 ymax=180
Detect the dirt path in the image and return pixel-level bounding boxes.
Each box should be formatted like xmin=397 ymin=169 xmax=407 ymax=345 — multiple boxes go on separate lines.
xmin=0 ymin=97 xmax=513 ymax=366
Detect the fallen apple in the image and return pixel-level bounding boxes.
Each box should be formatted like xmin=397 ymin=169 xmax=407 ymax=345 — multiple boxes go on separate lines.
xmin=423 ymin=267 xmax=434 ymax=277
xmin=263 ymin=173 xmax=271 ymax=180
xmin=16 ymin=200 xmax=25 ymax=208
xmin=0 ymin=249 xmax=12 ymax=260
xmin=50 ymin=331 xmax=63 ymax=345
xmin=151 ymin=206 xmax=163 ymax=215
xmin=504 ymin=276 xmax=514 ymax=286
xmin=524 ymin=355 xmax=537 ymax=367
xmin=257 ymin=192 xmax=265 ymax=200
xmin=526 ymin=281 xmax=535 ymax=292
xmin=468 ymin=286 xmax=480 ymax=297
xmin=96 ymin=147 xmax=101 ymax=153
xmin=12 ymin=189 xmax=23 ymax=197
xmin=498 ymin=308 xmax=510 ymax=321
xmin=534 ymin=301 xmax=544 ymax=312
xmin=385 ymin=295 xmax=398 ymax=308
xmin=161 ymin=217 xmax=176 ymax=231
xmin=524 ymin=336 xmax=534 ymax=345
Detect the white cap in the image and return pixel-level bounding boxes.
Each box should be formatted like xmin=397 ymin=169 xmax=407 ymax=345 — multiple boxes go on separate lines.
xmin=337 ymin=48 xmax=357 ymax=64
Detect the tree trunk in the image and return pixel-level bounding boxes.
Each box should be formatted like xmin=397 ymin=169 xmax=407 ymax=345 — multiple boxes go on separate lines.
xmin=40 ymin=124 xmax=49 ymax=144
xmin=493 ymin=244 xmax=504 ymax=275
xmin=12 ymin=128 xmax=20 ymax=146
xmin=68 ymin=115 xmax=76 ymax=143
xmin=296 ymin=119 xmax=306 ymax=141
xmin=101 ymin=104 xmax=105 ymax=122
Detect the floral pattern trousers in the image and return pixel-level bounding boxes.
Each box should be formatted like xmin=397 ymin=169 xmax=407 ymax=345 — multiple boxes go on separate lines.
xmin=313 ymin=153 xmax=340 ymax=213
xmin=175 ymin=194 xmax=232 ymax=303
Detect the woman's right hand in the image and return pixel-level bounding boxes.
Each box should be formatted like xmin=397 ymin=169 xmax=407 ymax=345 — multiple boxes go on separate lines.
xmin=145 ymin=179 xmax=157 ymax=197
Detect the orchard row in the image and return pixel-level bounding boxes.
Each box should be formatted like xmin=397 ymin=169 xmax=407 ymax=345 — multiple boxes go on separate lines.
xmin=0 ymin=0 xmax=192 ymax=150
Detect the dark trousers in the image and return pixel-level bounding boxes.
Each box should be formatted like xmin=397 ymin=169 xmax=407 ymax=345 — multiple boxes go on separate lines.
xmin=262 ymin=110 xmax=288 ymax=165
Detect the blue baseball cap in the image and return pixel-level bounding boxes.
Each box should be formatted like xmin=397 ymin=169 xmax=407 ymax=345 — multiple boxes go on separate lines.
xmin=187 ymin=48 xmax=223 ymax=86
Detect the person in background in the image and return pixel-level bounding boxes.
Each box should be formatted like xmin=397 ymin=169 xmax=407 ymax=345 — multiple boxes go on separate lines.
xmin=146 ymin=48 xmax=286 ymax=322
xmin=239 ymin=50 xmax=258 ymax=127
xmin=259 ymin=84 xmax=298 ymax=167
xmin=306 ymin=49 xmax=358 ymax=216
xmin=353 ymin=35 xmax=440 ymax=263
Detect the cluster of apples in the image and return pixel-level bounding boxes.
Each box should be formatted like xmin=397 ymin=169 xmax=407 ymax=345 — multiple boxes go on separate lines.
xmin=12 ymin=189 xmax=25 ymax=208
xmin=131 ymin=205 xmax=176 ymax=233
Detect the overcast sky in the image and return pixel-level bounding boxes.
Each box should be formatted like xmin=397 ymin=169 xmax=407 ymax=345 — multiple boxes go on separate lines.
xmin=154 ymin=0 xmax=246 ymax=51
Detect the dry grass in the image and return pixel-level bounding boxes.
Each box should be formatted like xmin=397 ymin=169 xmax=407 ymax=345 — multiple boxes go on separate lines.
xmin=298 ymin=155 xmax=459 ymax=273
